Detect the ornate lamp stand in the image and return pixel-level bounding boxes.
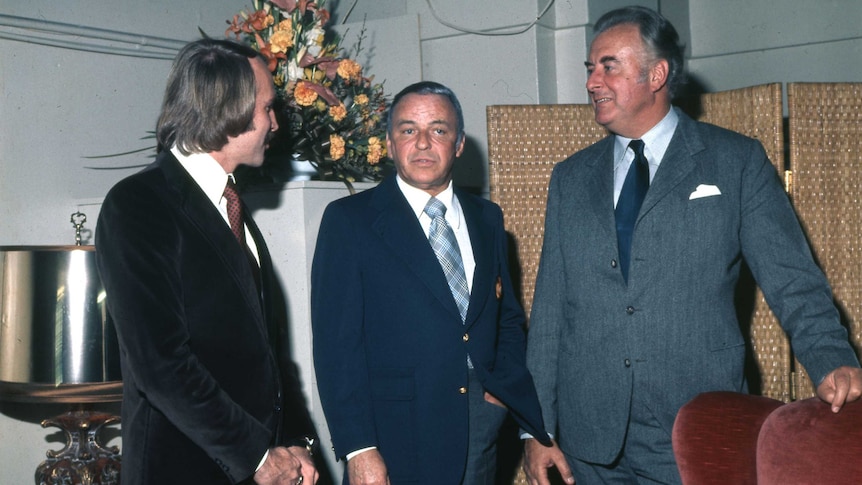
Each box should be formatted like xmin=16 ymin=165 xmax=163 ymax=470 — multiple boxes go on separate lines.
xmin=36 ymin=406 xmax=121 ymax=485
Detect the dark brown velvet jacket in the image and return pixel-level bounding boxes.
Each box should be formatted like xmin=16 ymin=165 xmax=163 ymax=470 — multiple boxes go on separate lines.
xmin=96 ymin=152 xmax=313 ymax=484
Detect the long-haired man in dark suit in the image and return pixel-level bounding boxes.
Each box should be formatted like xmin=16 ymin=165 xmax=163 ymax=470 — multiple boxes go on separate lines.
xmin=97 ymin=39 xmax=318 ymax=485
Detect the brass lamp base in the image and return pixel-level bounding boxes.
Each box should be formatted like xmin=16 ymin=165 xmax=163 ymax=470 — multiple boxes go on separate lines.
xmin=36 ymin=408 xmax=121 ymax=485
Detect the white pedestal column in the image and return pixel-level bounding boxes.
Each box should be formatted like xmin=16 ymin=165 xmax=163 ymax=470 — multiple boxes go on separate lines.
xmin=246 ymin=180 xmax=376 ymax=483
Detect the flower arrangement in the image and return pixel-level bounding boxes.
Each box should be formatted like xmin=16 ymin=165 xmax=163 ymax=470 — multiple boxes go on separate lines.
xmin=226 ymin=0 xmax=390 ymax=183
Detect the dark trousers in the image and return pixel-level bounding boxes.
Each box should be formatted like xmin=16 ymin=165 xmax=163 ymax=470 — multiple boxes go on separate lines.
xmin=463 ymin=365 xmax=508 ymax=485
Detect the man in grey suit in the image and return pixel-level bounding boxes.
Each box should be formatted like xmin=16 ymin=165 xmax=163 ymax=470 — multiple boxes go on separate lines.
xmin=522 ymin=6 xmax=862 ymax=485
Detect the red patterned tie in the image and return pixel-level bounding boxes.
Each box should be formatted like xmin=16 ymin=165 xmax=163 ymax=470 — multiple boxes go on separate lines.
xmin=223 ymin=179 xmax=245 ymax=244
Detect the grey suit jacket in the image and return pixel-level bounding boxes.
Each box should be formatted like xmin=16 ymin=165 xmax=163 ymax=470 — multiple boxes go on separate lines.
xmin=527 ymin=109 xmax=859 ymax=465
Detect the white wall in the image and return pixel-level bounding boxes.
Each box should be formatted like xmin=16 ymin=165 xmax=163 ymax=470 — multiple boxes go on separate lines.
xmin=2 ymin=0 xmax=860 ymax=483
xmin=0 ymin=0 xmax=246 ymax=245
xmin=685 ymin=0 xmax=862 ymax=94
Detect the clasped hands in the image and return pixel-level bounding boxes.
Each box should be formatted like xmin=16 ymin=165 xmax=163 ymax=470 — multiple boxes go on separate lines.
xmin=254 ymin=445 xmax=318 ymax=485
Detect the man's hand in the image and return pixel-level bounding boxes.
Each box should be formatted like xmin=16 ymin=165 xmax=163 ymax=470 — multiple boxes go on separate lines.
xmin=816 ymin=365 xmax=862 ymax=412
xmin=347 ymin=449 xmax=390 ymax=485
xmin=523 ymin=438 xmax=575 ymax=485
xmin=484 ymin=391 xmax=507 ymax=409
xmin=254 ymin=446 xmax=308 ymax=485
xmin=287 ymin=445 xmax=319 ymax=485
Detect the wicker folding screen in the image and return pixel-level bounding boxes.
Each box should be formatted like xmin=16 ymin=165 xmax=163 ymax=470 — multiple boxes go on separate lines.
xmin=486 ymin=104 xmax=608 ymax=319
xmin=487 ymin=104 xmax=607 ymax=485
xmin=788 ymin=82 xmax=862 ymax=400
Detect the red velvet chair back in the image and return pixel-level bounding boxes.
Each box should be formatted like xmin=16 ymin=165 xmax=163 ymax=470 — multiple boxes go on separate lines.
xmin=673 ymin=391 xmax=784 ymax=484
xmin=756 ymin=397 xmax=862 ymax=484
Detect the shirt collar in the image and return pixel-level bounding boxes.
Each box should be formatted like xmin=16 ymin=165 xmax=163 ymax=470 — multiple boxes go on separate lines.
xmin=613 ymin=107 xmax=679 ymax=169
xmin=171 ymin=146 xmax=232 ymax=206
xmin=396 ymin=176 xmax=462 ymax=229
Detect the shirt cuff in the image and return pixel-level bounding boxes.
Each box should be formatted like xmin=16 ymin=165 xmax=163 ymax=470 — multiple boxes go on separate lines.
xmin=346 ymin=446 xmax=377 ymax=461
xmin=520 ymin=432 xmax=554 ymax=440
xmin=256 ymin=449 xmax=270 ymax=472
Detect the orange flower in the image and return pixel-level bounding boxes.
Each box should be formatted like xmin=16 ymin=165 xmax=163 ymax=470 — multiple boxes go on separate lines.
xmin=225 ymin=14 xmax=245 ymax=38
xmin=294 ymin=81 xmax=319 ymax=106
xmin=367 ymin=137 xmax=384 ymax=165
xmin=247 ymin=10 xmax=275 ymax=31
xmin=329 ymin=103 xmax=347 ymax=122
xmin=316 ymin=7 xmax=331 ymax=25
xmin=269 ymin=21 xmax=295 ymax=53
xmin=354 ymin=93 xmax=369 ymax=105
xmin=329 ymin=134 xmax=346 ymax=160
xmin=255 ymin=33 xmax=285 ymax=72
xmin=337 ymin=59 xmax=362 ymax=80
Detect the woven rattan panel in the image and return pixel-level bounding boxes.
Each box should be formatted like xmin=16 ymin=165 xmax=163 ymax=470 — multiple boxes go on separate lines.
xmin=695 ymin=83 xmax=792 ymax=402
xmin=487 ymin=104 xmax=607 ymax=320
xmin=487 ymin=104 xmax=607 ymax=485
xmin=788 ymin=82 xmax=862 ymax=400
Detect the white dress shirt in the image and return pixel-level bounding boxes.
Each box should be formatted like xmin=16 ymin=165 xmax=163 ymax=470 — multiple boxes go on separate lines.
xmin=612 ymin=107 xmax=679 ymax=207
xmin=396 ymin=176 xmax=476 ymax=291
xmin=171 ymin=146 xmax=259 ymax=263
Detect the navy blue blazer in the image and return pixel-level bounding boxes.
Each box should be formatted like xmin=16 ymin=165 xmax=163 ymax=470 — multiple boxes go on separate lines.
xmin=311 ymin=175 xmax=550 ymax=484
xmin=96 ymin=152 xmax=313 ymax=484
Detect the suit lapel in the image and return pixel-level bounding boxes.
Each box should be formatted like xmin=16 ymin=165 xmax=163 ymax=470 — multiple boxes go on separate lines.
xmin=370 ymin=177 xmax=464 ymax=322
xmin=638 ymin=111 xmax=704 ymax=221
xmin=581 ymin=113 xmax=707 ymax=227
xmin=582 ymin=137 xmax=619 ymax=240
xmin=159 ymin=154 xmax=266 ymax=331
xmin=458 ymin=189 xmax=492 ymax=329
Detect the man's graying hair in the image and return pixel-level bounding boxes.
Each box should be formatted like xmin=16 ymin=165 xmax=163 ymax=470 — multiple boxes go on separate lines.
xmin=387 ymin=81 xmax=466 ymax=146
xmin=594 ymin=6 xmax=686 ymax=98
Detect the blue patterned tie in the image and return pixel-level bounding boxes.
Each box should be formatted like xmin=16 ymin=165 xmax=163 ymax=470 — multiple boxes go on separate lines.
xmin=424 ymin=197 xmax=470 ymax=322
xmin=615 ymin=139 xmax=650 ymax=282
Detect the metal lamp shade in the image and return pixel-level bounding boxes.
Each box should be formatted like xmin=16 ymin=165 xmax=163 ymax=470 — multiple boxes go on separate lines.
xmin=0 ymin=246 xmax=121 ymax=403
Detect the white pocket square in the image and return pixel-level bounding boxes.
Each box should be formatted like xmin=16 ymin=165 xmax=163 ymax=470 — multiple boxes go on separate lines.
xmin=689 ymin=184 xmax=722 ymax=200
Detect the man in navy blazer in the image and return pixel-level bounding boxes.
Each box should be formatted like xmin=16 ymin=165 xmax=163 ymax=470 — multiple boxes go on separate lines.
xmin=311 ymin=81 xmax=551 ymax=484
xmin=97 ymin=39 xmax=317 ymax=485
xmin=522 ymin=7 xmax=862 ymax=485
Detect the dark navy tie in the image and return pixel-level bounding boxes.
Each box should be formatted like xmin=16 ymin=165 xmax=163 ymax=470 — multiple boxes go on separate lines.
xmin=615 ymin=139 xmax=650 ymax=282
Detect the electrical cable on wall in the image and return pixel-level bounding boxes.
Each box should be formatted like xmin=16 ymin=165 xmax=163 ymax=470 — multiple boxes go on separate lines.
xmin=0 ymin=13 xmax=186 ymax=59
xmin=424 ymin=0 xmax=556 ymax=36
